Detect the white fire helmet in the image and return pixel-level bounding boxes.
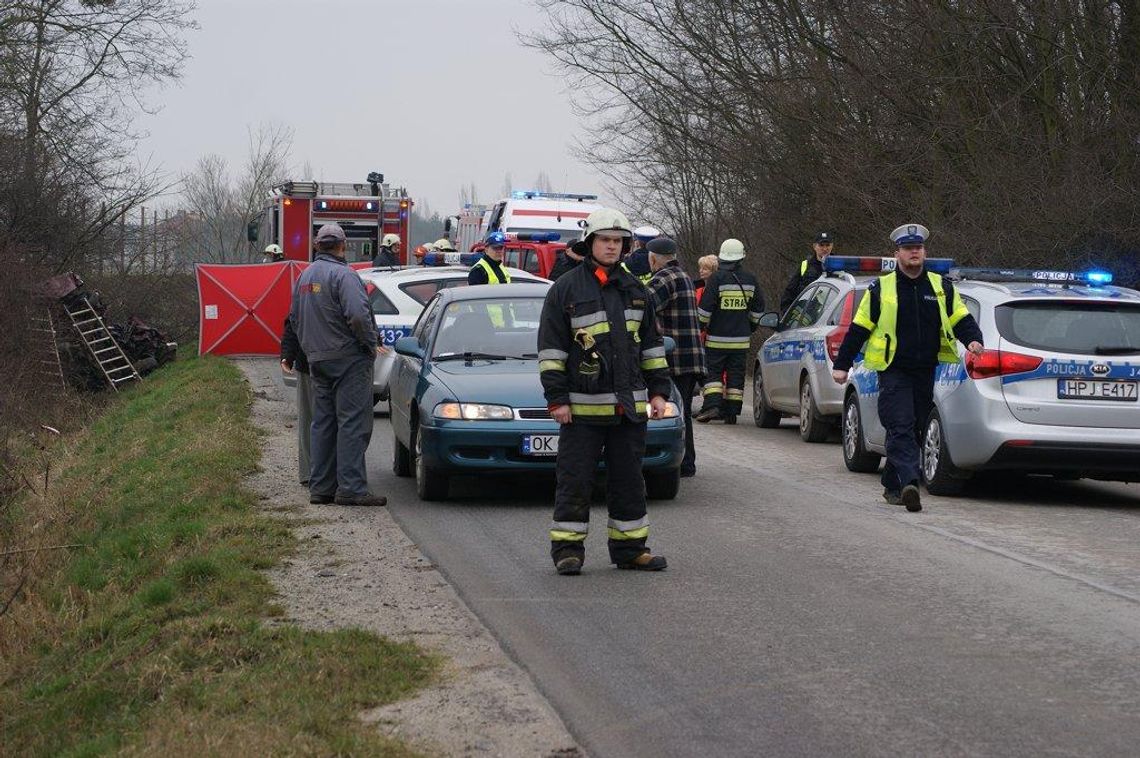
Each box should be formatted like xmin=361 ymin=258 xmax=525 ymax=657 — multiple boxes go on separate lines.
xmin=381 ymin=233 xmax=401 ymax=248
xmin=719 ymin=238 xmax=746 ymax=262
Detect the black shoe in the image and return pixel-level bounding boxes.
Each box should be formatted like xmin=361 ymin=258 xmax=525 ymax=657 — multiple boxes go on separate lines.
xmin=694 ymin=408 xmax=721 ymax=423
xmin=310 ymin=493 xmax=334 ymax=505
xmin=724 ymin=414 xmax=737 ymax=425
xmin=901 ymin=484 xmax=922 ymax=512
xmin=555 ymin=556 xmax=582 ymax=575
xmin=300 ymin=480 xmax=309 ymax=487
xmin=882 ymin=489 xmax=902 ymax=505
xmin=680 ymin=467 xmax=696 ymax=478
xmin=617 ymin=553 xmax=667 ymax=571
xmin=334 ymin=492 xmax=388 ymax=507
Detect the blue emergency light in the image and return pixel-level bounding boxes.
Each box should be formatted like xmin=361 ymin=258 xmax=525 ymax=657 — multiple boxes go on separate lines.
xmin=823 ymin=256 xmax=955 ymax=275
xmin=507 ymin=231 xmax=561 ymax=243
xmin=952 ymin=267 xmax=1114 ymax=286
xmin=510 ymin=190 xmax=599 ymax=201
xmin=422 ymin=252 xmax=481 ymax=267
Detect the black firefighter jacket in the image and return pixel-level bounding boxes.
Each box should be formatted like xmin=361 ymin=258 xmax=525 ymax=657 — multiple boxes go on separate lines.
xmin=697 ymin=261 xmax=765 ymax=350
xmin=538 ymin=259 xmax=673 ymax=423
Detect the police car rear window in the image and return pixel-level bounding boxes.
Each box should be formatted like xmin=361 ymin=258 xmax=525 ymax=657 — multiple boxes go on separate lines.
xmin=369 ymin=288 xmax=398 ymax=315
xmin=995 ymin=302 xmax=1140 ymax=355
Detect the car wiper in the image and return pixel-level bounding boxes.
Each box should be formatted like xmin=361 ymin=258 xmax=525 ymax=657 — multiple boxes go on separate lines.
xmin=434 ymin=352 xmax=514 ymax=361
xmin=1093 ymin=345 xmax=1140 ymax=355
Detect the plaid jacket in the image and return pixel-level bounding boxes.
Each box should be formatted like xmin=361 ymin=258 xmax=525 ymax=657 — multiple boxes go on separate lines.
xmin=647 ymin=260 xmax=707 ymax=377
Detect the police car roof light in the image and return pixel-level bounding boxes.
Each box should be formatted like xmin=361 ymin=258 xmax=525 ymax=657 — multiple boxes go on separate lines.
xmin=952 ymin=267 xmax=1114 ymax=286
xmin=509 ymin=190 xmax=599 ymax=202
xmin=506 ymin=231 xmax=561 ymax=243
xmin=823 ymin=256 xmax=955 ymax=275
xmin=422 ymin=252 xmax=481 ymax=267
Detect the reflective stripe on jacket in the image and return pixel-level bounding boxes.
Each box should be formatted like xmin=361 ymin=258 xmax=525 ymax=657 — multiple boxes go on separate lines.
xmin=475 ymin=256 xmax=511 ymax=284
xmin=852 ymin=271 xmax=969 ymax=370
xmin=697 ymin=262 xmax=764 ymax=350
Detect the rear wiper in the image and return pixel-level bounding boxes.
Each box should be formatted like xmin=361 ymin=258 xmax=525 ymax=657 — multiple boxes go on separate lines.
xmin=1093 ymin=346 xmax=1140 ymax=355
xmin=434 ymin=352 xmax=514 ymax=361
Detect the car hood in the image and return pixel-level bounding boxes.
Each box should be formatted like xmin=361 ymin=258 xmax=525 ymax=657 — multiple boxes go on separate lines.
xmin=428 ymin=359 xmax=547 ymax=407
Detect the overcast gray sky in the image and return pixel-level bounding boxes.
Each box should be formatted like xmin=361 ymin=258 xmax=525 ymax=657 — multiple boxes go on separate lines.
xmin=140 ymin=0 xmax=607 ymax=215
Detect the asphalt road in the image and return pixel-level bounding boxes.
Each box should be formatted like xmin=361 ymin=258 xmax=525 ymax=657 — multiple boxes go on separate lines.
xmin=353 ymin=390 xmax=1140 ymax=757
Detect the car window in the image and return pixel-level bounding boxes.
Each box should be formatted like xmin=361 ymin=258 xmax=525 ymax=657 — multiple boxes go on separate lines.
xmin=400 ymin=277 xmax=463 ymax=305
xmin=994 ymin=302 xmax=1140 ymax=355
xmin=522 ymin=250 xmax=541 ymax=274
xmin=781 ymin=286 xmax=819 ymax=330
xmin=412 ymin=298 xmax=441 ymax=341
xmin=367 ymin=285 xmax=398 ymax=316
xmin=803 ymin=285 xmax=837 ymax=326
xmin=827 ymin=287 xmax=864 ymax=326
xmin=962 ymin=295 xmax=981 ymax=325
xmin=430 ymin=297 xmax=546 ymax=358
xmin=503 ymin=248 xmax=522 ymax=268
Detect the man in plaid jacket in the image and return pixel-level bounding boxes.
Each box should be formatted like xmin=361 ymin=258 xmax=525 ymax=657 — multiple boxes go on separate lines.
xmin=646 ymin=236 xmax=706 ymax=477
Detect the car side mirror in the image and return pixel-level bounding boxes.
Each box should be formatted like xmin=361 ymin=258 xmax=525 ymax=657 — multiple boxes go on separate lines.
xmin=394 ymin=336 xmax=424 ymax=359
xmin=758 ymin=311 xmax=779 ymax=329
xmin=663 ymin=336 xmax=676 ymax=353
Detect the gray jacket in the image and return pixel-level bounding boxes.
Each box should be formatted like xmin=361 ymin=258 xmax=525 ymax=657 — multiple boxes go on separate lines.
xmin=289 ymin=254 xmax=377 ymax=362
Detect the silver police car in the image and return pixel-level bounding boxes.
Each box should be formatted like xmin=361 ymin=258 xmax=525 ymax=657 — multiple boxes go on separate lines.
xmin=841 ymin=267 xmax=1140 ymax=494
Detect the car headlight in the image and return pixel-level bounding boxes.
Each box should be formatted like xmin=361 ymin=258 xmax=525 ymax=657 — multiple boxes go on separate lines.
xmin=660 ymin=401 xmax=681 ymax=418
xmin=433 ymin=402 xmax=514 ymax=421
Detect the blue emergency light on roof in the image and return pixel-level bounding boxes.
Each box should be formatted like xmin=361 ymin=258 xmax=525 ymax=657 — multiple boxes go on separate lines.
xmin=422 ymin=252 xmax=481 ymax=267
xmin=510 ymin=190 xmax=599 ymax=201
xmin=952 ymin=267 xmax=1114 ymax=286
xmin=506 ymin=231 xmax=561 ymax=242
xmin=823 ymin=256 xmax=955 ymax=275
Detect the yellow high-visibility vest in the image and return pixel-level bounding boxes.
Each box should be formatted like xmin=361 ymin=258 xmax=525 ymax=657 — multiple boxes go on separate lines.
xmin=852 ymin=271 xmax=969 ymax=370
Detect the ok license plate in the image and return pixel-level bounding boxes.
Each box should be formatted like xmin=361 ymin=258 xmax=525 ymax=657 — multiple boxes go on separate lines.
xmin=521 ymin=434 xmax=559 ymax=456
xmin=1057 ymin=379 xmax=1138 ymax=401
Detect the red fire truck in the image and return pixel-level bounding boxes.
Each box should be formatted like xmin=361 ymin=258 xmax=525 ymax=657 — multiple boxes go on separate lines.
xmin=249 ymin=173 xmax=413 ymax=263
xmin=471 ymin=232 xmax=566 ymax=279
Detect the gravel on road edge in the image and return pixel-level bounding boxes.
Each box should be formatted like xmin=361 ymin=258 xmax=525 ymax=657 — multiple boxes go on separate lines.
xmin=237 ymin=358 xmax=582 ymax=758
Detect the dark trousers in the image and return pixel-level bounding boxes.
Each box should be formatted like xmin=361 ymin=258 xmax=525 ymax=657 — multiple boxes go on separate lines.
xmin=703 ymin=349 xmax=747 ymax=416
xmin=674 ymin=373 xmax=699 ymax=473
xmin=309 ymin=355 xmax=374 ymax=498
xmin=877 ymin=366 xmax=936 ymax=491
xmin=551 ymin=419 xmax=650 ymax=566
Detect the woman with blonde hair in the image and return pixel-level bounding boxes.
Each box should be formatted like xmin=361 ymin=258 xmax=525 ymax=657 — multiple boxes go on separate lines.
xmin=695 ymin=254 xmax=719 ymax=303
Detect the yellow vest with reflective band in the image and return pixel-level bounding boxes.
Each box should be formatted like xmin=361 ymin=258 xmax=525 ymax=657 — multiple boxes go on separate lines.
xmin=852 ymin=271 xmax=969 ymax=371
xmin=476 ymin=256 xmax=511 ymax=284
xmin=800 ymin=259 xmax=809 ymax=276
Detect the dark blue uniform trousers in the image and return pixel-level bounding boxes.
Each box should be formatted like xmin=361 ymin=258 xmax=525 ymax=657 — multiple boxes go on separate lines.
xmin=877 ymin=366 xmax=936 ymax=492
xmin=309 ymin=354 xmax=374 ymax=498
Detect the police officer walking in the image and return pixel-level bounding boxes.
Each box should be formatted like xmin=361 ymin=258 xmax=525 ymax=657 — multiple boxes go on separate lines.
xmin=468 ymin=231 xmax=511 ymax=285
xmin=831 ymin=224 xmax=983 ymax=512
xmin=646 ymin=236 xmax=705 ymax=477
xmin=538 ymin=209 xmax=673 ymax=575
xmin=779 ymin=231 xmax=834 ymax=312
xmin=372 ymin=233 xmax=401 ymax=267
xmin=289 ymin=223 xmax=387 ymax=507
xmin=625 ymin=225 xmax=660 ymax=284
xmin=694 ymin=239 xmax=764 ymax=424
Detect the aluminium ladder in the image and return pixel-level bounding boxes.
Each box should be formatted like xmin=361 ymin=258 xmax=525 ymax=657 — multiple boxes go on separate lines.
xmin=63 ymin=299 xmax=140 ymax=391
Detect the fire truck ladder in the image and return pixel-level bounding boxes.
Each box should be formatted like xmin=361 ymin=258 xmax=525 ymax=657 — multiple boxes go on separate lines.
xmin=64 ymin=300 xmax=141 ymax=391
xmin=30 ymin=305 xmax=67 ymax=390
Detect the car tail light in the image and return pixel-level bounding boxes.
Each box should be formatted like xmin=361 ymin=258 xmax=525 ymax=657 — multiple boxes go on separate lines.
xmin=966 ymin=349 xmax=1043 ymax=379
xmin=826 ymin=327 xmax=847 ymax=362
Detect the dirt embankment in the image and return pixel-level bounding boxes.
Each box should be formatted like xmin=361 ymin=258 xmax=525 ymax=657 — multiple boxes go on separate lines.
xmin=238 ymin=358 xmax=581 ymax=758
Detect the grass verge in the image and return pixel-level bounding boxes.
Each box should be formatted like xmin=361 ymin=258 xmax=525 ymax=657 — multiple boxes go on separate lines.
xmin=0 ymin=356 xmax=436 ymax=756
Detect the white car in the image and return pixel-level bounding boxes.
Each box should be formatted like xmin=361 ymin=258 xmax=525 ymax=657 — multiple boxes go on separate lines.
xmin=283 ymin=260 xmax=543 ymax=403
xmin=841 ymin=266 xmax=1140 ymax=494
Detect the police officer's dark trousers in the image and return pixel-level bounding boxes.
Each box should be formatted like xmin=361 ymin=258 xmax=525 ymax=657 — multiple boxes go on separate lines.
xmin=309 ymin=354 xmax=374 ymax=498
xmin=877 ymin=365 xmax=935 ymax=491
xmin=551 ymin=418 xmax=649 ymax=566
xmin=703 ymin=348 xmax=747 ymax=417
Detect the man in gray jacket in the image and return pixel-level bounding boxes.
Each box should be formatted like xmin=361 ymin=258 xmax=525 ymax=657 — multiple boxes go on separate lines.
xmin=289 ymin=224 xmax=387 ymax=506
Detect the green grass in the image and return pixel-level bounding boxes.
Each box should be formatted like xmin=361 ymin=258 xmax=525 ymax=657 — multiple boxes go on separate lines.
xmin=0 ymin=357 xmax=436 ymax=756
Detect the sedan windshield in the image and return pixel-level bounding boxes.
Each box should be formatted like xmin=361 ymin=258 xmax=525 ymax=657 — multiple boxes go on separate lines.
xmin=431 ymin=297 xmax=545 ymax=359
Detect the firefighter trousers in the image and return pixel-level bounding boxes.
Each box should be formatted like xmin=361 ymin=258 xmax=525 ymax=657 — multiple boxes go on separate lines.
xmin=550 ymin=418 xmax=651 ymax=566
xmin=703 ymin=348 xmax=747 ymax=417
xmin=877 ymin=366 xmax=936 ymax=492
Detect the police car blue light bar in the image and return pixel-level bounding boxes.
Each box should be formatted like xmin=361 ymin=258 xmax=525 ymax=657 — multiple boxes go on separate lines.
xmin=510 ymin=190 xmax=599 ymax=201
xmin=823 ymin=256 xmax=955 ymax=275
xmin=951 ymin=267 xmax=1114 ymax=286
xmin=422 ymin=252 xmax=481 ymax=267
xmin=505 ymin=231 xmax=561 ymax=242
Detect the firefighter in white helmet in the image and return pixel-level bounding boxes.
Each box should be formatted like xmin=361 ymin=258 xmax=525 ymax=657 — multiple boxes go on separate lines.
xmin=538 ymin=208 xmax=673 ymax=575
xmin=263 ymin=244 xmax=285 ymax=263
xmin=694 ymin=238 xmax=765 ymax=423
xmin=372 ymin=233 xmax=401 ymax=267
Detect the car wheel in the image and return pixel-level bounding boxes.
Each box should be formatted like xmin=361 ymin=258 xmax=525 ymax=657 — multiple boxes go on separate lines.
xmin=799 ymin=377 xmax=830 ymax=443
xmin=842 ymin=392 xmax=881 ymax=473
xmin=393 ymin=429 xmax=412 ymax=477
xmin=752 ymin=367 xmax=782 ymax=428
xmin=645 ymin=468 xmax=680 ymax=500
xmin=414 ymin=423 xmax=449 ymax=500
xmin=922 ymin=409 xmax=968 ymax=496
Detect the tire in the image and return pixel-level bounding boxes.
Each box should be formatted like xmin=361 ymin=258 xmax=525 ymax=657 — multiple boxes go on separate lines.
xmin=798 ymin=376 xmax=830 ymax=443
xmin=393 ymin=429 xmax=412 ymax=477
xmin=922 ymin=409 xmax=968 ymax=496
xmin=414 ymin=423 xmax=449 ymax=500
xmin=752 ymin=366 xmax=782 ymax=428
xmin=645 ymin=468 xmax=681 ymax=500
xmin=842 ymin=392 xmax=881 ymax=473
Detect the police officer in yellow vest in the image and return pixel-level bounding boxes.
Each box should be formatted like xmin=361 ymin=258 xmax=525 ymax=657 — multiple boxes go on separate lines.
xmin=779 ymin=231 xmax=834 ymax=312
xmin=468 ymin=230 xmax=512 ymax=286
xmin=831 ymin=224 xmax=984 ymax=512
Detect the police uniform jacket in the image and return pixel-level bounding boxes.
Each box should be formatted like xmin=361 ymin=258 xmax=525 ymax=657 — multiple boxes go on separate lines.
xmin=696 ymin=261 xmax=765 ymax=350
xmin=779 ymin=256 xmax=825 ymax=312
xmin=289 ymin=254 xmax=377 ymax=363
xmin=538 ymin=258 xmax=672 ymax=424
xmin=467 ymin=253 xmax=509 ymax=285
